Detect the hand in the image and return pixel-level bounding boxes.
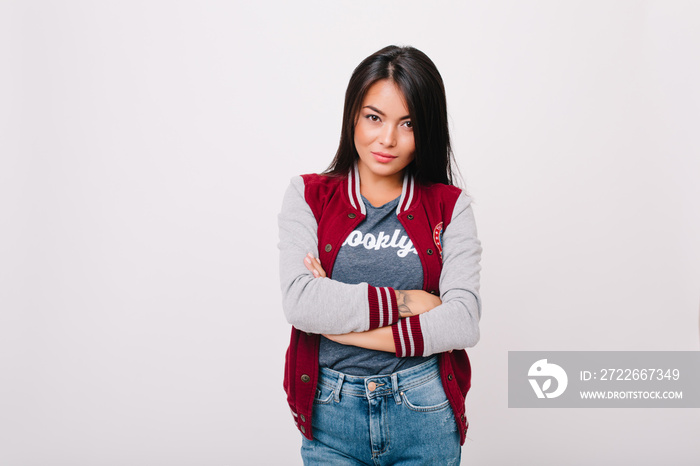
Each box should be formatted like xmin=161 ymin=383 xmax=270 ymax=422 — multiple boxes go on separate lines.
xmin=395 ymin=290 xmax=442 ymax=317
xmin=304 ymin=252 xmax=327 ymax=278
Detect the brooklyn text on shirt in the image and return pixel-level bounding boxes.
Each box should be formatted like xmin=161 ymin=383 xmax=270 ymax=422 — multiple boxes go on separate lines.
xmin=342 ymin=229 xmax=417 ymax=257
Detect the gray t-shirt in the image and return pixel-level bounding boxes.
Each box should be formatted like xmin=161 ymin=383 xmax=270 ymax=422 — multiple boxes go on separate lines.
xmin=319 ymin=195 xmax=433 ymax=375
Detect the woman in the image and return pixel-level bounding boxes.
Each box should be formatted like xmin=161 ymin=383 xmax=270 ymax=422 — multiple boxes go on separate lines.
xmin=278 ymin=45 xmax=482 ymax=464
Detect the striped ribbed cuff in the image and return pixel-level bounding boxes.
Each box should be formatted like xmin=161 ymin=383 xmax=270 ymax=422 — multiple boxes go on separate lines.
xmin=367 ymin=285 xmax=399 ymax=330
xmin=392 ymin=316 xmax=425 ymax=357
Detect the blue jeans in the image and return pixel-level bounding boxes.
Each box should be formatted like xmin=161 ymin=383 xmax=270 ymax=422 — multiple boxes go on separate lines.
xmin=301 ymin=357 xmax=461 ymax=465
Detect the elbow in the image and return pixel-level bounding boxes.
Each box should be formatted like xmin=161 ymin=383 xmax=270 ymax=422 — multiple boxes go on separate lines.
xmin=282 ymin=294 xmax=311 ymax=331
xmin=423 ymin=317 xmax=480 ymax=356
xmin=282 ymin=275 xmax=313 ymax=332
xmin=460 ymin=307 xmax=481 ymax=348
xmin=449 ymin=295 xmax=481 ymax=349
xmin=280 ymin=279 xmax=312 ymax=330
xmin=281 ymin=278 xmax=329 ymax=334
xmin=443 ymin=316 xmax=478 ymax=351
xmin=450 ymin=303 xmax=480 ymax=350
xmin=282 ymin=303 xmax=298 ymax=327
xmin=283 ymin=307 xmax=315 ymax=334
xmin=459 ymin=326 xmax=480 ymax=349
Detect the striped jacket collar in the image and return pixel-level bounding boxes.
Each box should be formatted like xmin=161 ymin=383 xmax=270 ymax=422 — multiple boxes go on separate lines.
xmin=346 ymin=163 xmax=417 ymax=216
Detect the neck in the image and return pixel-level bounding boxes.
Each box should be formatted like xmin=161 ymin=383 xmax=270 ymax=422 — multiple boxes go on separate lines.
xmin=356 ymin=163 xmax=405 ymax=208
xmin=356 ymin=162 xmax=404 ymax=189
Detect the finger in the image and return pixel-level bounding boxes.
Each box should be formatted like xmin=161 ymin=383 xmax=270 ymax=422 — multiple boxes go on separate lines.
xmin=306 ymin=253 xmax=327 ymax=278
xmin=304 ymin=257 xmax=319 ymax=277
xmin=303 ymin=254 xmax=315 ymax=272
xmin=304 ymin=253 xmax=326 ymax=278
xmin=312 ymin=256 xmax=327 ymax=278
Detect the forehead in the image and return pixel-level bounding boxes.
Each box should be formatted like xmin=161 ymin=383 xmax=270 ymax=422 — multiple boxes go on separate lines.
xmin=361 ymin=79 xmax=409 ymax=112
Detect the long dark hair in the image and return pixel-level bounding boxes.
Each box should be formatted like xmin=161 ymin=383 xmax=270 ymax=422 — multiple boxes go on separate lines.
xmin=324 ymin=45 xmax=457 ymax=186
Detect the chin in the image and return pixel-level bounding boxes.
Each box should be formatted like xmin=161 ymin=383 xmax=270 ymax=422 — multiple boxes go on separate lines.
xmin=370 ymin=164 xmax=403 ymax=177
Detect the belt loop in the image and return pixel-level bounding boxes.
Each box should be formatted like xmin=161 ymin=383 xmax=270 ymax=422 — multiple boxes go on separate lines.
xmin=333 ymin=373 xmax=345 ymax=403
xmin=391 ymin=373 xmax=401 ymax=404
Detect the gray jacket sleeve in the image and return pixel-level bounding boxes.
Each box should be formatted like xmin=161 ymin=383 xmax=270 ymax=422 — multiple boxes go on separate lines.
xmin=278 ymin=176 xmax=399 ymax=334
xmin=419 ymin=192 xmax=482 ymax=355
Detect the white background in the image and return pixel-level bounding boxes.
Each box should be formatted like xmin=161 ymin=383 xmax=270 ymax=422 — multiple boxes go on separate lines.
xmin=1 ymin=1 xmax=699 ymax=465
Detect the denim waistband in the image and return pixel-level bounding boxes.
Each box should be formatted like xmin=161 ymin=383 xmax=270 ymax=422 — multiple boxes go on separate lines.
xmin=317 ymin=357 xmax=440 ymax=401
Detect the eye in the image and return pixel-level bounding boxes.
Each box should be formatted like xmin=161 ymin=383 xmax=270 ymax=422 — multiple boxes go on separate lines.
xmin=402 ymin=120 xmax=413 ymax=129
xmin=366 ymin=114 xmax=380 ymax=122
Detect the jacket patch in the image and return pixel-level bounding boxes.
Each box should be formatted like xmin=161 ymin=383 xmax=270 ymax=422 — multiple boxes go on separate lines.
xmin=433 ymin=222 xmax=444 ymax=258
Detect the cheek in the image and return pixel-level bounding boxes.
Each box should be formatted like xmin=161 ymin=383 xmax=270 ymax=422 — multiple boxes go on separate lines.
xmin=354 ymin=122 xmax=372 ymax=147
xmin=402 ymin=134 xmax=416 ymax=156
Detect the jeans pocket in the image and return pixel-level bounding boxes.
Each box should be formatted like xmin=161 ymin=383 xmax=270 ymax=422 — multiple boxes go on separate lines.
xmin=313 ymin=383 xmax=335 ymax=405
xmin=400 ymin=374 xmax=451 ymax=412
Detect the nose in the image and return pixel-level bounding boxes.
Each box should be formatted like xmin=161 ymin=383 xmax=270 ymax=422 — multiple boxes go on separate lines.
xmin=379 ymin=124 xmax=397 ymax=147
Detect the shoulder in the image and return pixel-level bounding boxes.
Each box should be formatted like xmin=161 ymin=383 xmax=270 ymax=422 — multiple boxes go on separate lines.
xmin=300 ymin=172 xmax=345 ymax=189
xmin=289 ymin=173 xmax=348 ymax=219
xmin=285 ymin=173 xmax=345 ymax=193
xmin=296 ymin=172 xmax=346 ymax=199
xmin=414 ymin=183 xmax=475 ymax=230
xmin=418 ymin=182 xmax=469 ymax=208
xmin=420 ymin=182 xmax=462 ymax=196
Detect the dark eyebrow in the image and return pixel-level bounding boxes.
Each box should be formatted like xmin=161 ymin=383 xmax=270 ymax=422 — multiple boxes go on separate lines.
xmin=363 ymin=105 xmax=410 ymax=120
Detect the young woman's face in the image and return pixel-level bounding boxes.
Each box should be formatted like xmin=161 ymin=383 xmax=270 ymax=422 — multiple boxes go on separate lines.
xmin=354 ymin=79 xmax=415 ymax=184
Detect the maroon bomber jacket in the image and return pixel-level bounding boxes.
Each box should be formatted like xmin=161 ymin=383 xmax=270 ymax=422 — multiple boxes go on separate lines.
xmin=282 ymin=166 xmax=475 ymax=445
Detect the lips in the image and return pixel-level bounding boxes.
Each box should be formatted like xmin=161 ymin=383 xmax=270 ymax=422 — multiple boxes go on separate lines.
xmin=371 ymin=151 xmax=397 ymax=163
